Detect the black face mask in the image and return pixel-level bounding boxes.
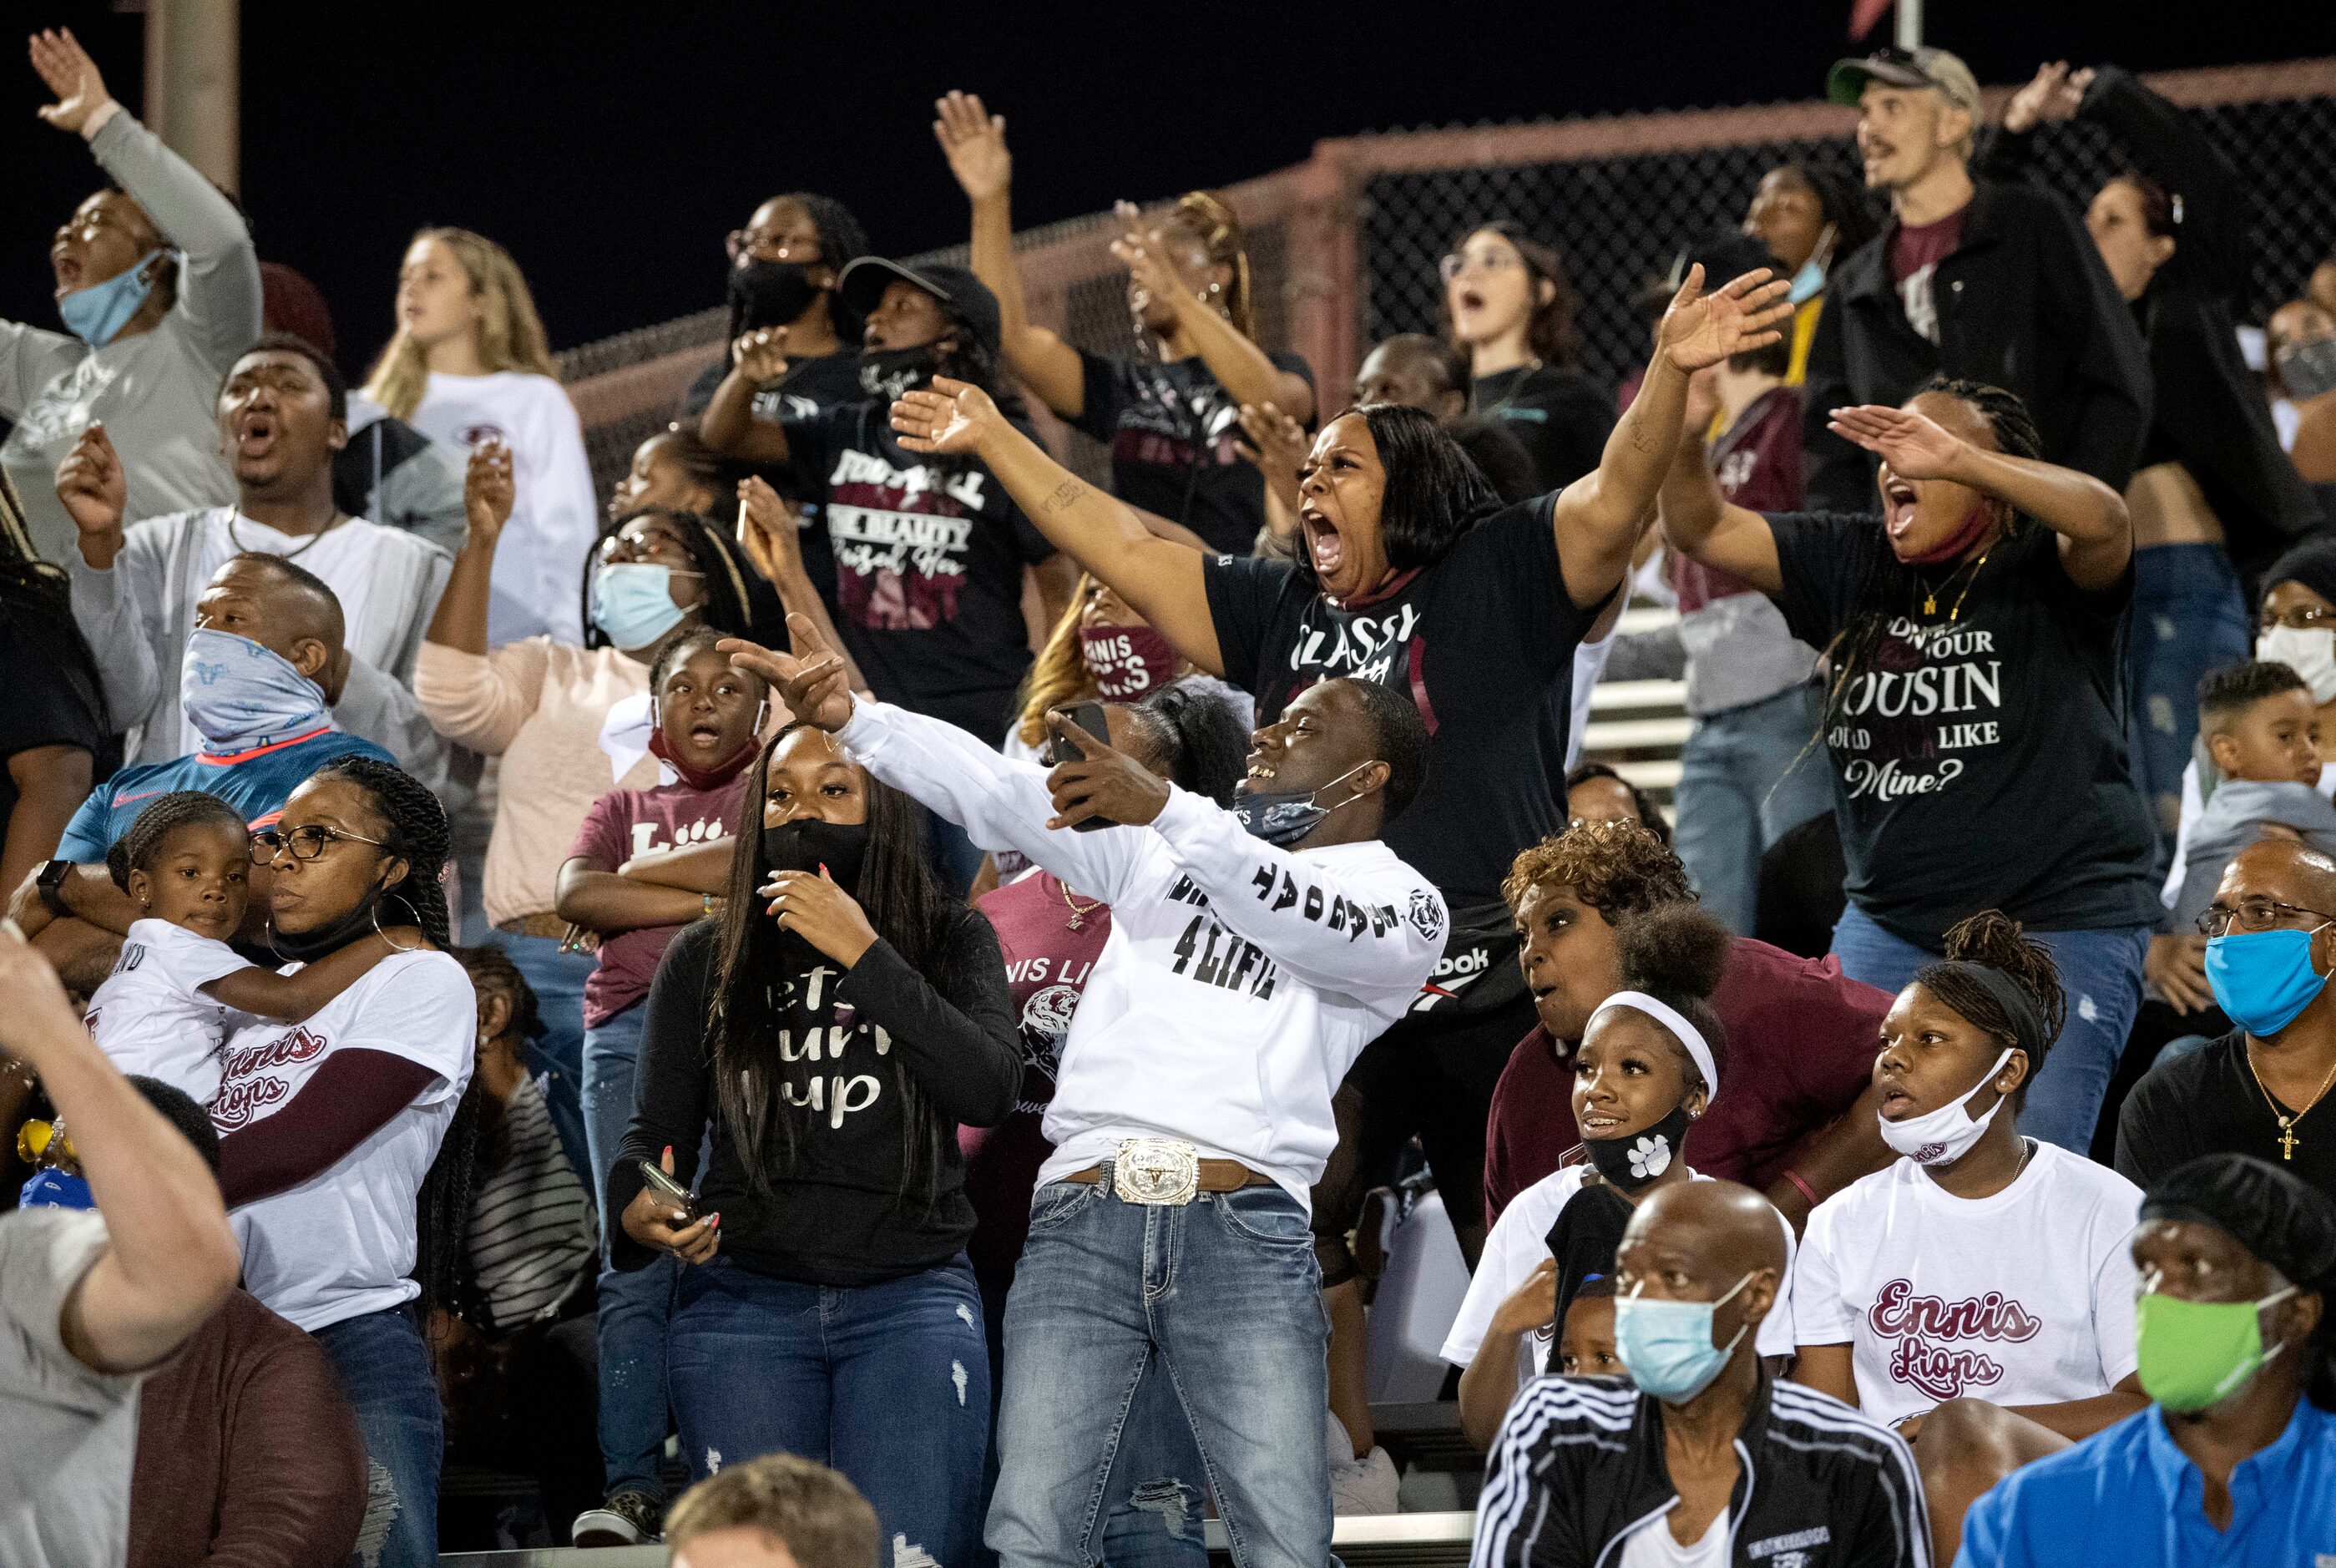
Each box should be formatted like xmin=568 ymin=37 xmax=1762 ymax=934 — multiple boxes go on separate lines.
xmin=859 ymin=344 xmax=944 ymax=402
xmin=728 ymin=259 xmax=822 ymax=340
xmin=1581 ymin=1101 xmax=1693 ymax=1194
xmin=271 ymin=877 xmax=397 ymax=964
xmin=761 ymin=818 xmax=869 ymax=895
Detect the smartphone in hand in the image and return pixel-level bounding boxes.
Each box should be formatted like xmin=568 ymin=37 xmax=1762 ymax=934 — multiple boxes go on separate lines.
xmin=638 ymin=1158 xmax=700 ymax=1221
xmin=1044 ymin=699 xmax=1113 ymax=832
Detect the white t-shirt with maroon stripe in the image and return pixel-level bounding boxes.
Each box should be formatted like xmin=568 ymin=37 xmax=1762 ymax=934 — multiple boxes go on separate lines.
xmin=212 ymin=949 xmax=475 ymax=1333
xmin=1792 ymin=1141 xmax=2141 ymax=1427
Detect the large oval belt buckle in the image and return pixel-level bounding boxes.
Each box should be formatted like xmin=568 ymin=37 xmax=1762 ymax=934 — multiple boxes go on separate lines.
xmin=1112 ymin=1139 xmax=1201 ymax=1206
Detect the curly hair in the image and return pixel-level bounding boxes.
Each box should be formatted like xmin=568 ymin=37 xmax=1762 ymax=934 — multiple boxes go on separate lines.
xmin=1503 ymin=819 xmax=1696 ymax=923
xmin=1914 ymin=910 xmax=2067 ymax=1105
xmin=106 ymin=791 xmax=246 ymax=894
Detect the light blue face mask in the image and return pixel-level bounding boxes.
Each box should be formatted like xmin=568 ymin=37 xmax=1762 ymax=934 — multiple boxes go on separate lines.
xmin=1615 ymin=1272 xmax=1754 ymax=1403
xmin=58 ymin=247 xmax=171 ymax=347
xmin=2205 ymin=925 xmax=2334 ymax=1037
xmin=1786 ymin=256 xmax=1827 ymax=305
xmin=592 ymin=562 xmax=695 ymax=650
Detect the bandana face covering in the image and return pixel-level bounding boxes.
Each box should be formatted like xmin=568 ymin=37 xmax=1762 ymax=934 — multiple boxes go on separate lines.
xmin=1080 ymin=625 xmax=1180 ymax=700
xmin=179 ymin=629 xmax=331 ymax=754
xmin=2133 ymin=1287 xmax=2296 ymax=1411
xmin=59 ymin=248 xmax=169 ymax=346
xmin=1877 ymin=1047 xmax=2015 ymax=1166
xmin=1231 ymin=762 xmax=1376 ymax=849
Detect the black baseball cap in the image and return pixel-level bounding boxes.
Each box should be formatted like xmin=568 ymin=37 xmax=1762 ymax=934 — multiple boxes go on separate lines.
xmin=837 ymin=258 xmax=1002 ymax=359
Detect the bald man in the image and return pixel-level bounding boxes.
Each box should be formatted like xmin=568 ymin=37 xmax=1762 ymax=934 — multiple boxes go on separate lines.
xmin=2119 ymin=838 xmax=2336 ymax=1201
xmin=8 ymin=553 xmax=397 ymax=990
xmin=1472 ymin=1181 xmax=1929 ymax=1568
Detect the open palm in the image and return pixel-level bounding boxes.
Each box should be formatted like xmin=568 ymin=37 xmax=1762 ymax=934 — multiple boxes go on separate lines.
xmin=1827 ymin=404 xmax=1965 ymax=480
xmin=1656 ymin=265 xmax=1792 ymax=372
xmin=933 ymin=91 xmax=1011 ymax=200
xmin=890 ymin=377 xmax=1004 ymax=456
xmin=29 ymin=28 xmax=110 ymax=135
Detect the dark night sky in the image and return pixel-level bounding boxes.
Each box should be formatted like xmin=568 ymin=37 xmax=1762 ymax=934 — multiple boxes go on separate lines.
xmin=10 ymin=0 xmax=2336 ymax=375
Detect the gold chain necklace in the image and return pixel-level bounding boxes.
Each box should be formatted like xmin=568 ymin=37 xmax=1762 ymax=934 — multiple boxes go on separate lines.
xmin=2243 ymin=1042 xmax=2336 ymax=1161
xmin=1056 ymin=878 xmax=1105 ymax=933
xmin=1922 ymin=548 xmax=1991 ymax=620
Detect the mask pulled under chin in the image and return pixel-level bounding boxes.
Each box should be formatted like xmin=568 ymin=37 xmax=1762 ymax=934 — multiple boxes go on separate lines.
xmin=1231 ymin=761 xmax=1378 ymax=849
xmin=1876 ymin=1047 xmax=2015 ymax=1166
xmin=58 ymin=248 xmax=170 ymax=347
xmin=762 ymin=818 xmax=870 ymax=895
xmin=271 ymin=888 xmax=394 ymax=964
xmin=1895 ymin=503 xmax=1995 ymax=566
xmin=650 ymin=729 xmax=760 ymax=792
xmin=1582 ymin=1101 xmax=1693 ymax=1192
xmin=859 ymin=345 xmax=944 ymax=402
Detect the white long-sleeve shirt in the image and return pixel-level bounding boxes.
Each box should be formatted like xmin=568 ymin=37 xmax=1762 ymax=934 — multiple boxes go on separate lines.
xmin=836 ymin=699 xmax=1446 ymax=1207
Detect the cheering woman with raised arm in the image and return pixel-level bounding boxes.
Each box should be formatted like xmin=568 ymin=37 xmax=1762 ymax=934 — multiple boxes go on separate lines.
xmin=935 ymin=91 xmax=1314 ymax=555
xmin=887 ymin=263 xmax=1788 ymax=1261
xmin=1661 ymin=376 xmax=2156 ymax=1156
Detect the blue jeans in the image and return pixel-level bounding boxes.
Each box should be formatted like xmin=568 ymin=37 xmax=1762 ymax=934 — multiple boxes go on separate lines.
xmin=989 ymin=1179 xmax=1330 ymax=1568
xmin=315 ymin=1305 xmax=442 ymax=1568
xmin=493 ymin=929 xmax=597 ymax=1084
xmin=1674 ymin=684 xmax=1832 ymax=936
xmin=1830 ymin=903 xmax=2150 ymax=1152
xmin=668 ymin=1255 xmax=992 ymax=1566
xmin=582 ymin=1003 xmax=675 ymax=1500
xmin=2128 ymin=543 xmax=2249 ymax=867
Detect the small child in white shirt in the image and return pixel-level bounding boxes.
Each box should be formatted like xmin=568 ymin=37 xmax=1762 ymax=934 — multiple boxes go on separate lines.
xmin=83 ymin=791 xmax=420 ymax=1101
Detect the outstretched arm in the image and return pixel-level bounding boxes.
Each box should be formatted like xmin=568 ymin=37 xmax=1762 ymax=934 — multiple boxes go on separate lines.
xmin=735 ymin=476 xmax=870 ymax=695
xmin=934 ymin=91 xmax=1086 ymax=417
xmin=200 ymin=928 xmax=422 ymax=1022
xmin=1656 ymin=372 xmax=1782 ymax=594
xmin=1550 ymin=266 xmax=1790 ymax=608
xmin=697 ymin=331 xmax=794 ymax=465
xmin=890 ymin=378 xmax=1222 ymax=671
xmin=1828 ymin=402 xmax=2131 ymax=590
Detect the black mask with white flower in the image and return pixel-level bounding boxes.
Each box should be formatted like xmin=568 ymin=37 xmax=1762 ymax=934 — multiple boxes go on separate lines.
xmin=1583 ymin=1101 xmax=1694 ymax=1193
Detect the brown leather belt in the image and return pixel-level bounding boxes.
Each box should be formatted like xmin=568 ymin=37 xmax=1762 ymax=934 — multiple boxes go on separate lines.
xmin=498 ymin=912 xmax=570 ymax=941
xmin=1064 ymin=1159 xmax=1275 ymax=1194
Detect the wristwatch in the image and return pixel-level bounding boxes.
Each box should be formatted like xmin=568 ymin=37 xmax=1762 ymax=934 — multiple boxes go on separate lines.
xmin=35 ymin=858 xmax=74 ymax=918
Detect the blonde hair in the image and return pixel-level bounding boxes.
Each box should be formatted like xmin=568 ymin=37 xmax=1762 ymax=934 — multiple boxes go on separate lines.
xmin=665 ymin=1453 xmax=879 ymax=1568
xmin=362 ymin=227 xmax=559 ymax=421
xmin=1013 ymin=573 xmax=1101 ymax=747
xmin=1171 ymin=190 xmax=1255 ymax=341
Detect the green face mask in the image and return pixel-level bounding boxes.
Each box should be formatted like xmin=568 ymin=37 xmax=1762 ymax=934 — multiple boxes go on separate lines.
xmin=2133 ymin=1287 xmax=2297 ymax=1413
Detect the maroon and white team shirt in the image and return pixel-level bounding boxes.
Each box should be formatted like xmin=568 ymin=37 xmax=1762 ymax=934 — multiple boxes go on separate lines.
xmin=1792 ymin=1141 xmax=2141 ymax=1426
xmin=210 ymin=950 xmax=475 ymax=1333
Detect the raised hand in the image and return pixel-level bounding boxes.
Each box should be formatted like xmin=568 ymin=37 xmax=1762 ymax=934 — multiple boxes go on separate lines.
xmin=933 ymin=90 xmax=1012 ymax=201
xmin=2003 ymin=60 xmax=2086 ymax=134
xmin=28 ymin=28 xmax=111 ymax=135
xmin=723 ymin=613 xmax=854 ymax=731
xmin=463 ymin=438 xmax=515 ymax=549
xmin=1043 ymin=708 xmax=1168 ymax=831
xmin=54 ymin=422 xmax=127 ymax=556
xmin=735 ymin=475 xmax=804 ymax=586
xmin=1655 ymin=264 xmax=1792 ymax=372
xmin=733 ymin=326 xmax=791 ymax=389
xmin=761 ymin=867 xmax=879 ymax=966
xmin=1109 ymin=201 xmax=1193 ymax=319
xmin=1826 ymin=403 xmax=1966 ymax=481
xmin=889 ymin=375 xmax=1007 ymax=457
xmin=1235 ymin=402 xmax=1307 ymax=509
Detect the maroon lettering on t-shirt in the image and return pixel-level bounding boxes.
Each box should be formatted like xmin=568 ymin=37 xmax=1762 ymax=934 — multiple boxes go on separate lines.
xmin=1888 ymin=210 xmax=1965 ymax=345
xmin=823 ymin=448 xmax=993 ymax=631
xmin=1674 ymin=386 xmax=1806 ymax=613
xmin=1867 ymin=1277 xmax=2040 ymax=1401
xmin=210 ymin=1025 xmax=329 ymax=1130
xmin=574 ymin=775 xmax=749 ymax=1029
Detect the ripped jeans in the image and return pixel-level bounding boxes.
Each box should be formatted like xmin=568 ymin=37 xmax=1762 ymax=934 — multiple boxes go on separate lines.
xmin=668 ymin=1254 xmax=991 ymax=1567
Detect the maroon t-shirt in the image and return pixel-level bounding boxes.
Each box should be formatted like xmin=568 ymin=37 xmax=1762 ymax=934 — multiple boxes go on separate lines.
xmin=963 ymin=870 xmax=1112 ymax=1307
xmin=1887 ymin=208 xmax=1966 ymax=345
xmin=1482 ymin=935 xmax=1891 ymax=1221
xmin=569 ymin=772 xmax=750 ymax=1027
xmin=1672 ymin=385 xmax=1807 ymax=613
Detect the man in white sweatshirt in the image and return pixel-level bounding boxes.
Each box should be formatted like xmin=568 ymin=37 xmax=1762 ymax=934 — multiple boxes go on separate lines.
xmin=736 ymin=617 xmax=1444 ymax=1568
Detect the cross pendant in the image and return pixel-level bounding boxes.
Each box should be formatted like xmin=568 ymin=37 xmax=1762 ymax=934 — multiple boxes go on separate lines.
xmin=2277 ymin=1119 xmax=2299 ymax=1161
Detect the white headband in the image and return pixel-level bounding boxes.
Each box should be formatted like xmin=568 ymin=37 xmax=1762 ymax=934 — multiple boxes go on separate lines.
xmin=1588 ymin=990 xmax=1721 ymax=1098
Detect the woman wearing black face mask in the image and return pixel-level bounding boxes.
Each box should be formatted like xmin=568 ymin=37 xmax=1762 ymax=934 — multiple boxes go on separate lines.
xmin=1440 ymin=905 xmax=1797 ymax=1451
xmin=609 ymin=722 xmax=1019 ymax=1561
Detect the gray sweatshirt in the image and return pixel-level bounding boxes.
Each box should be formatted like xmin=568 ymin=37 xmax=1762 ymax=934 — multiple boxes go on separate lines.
xmin=0 ymin=109 xmax=262 ymax=568
xmin=2172 ymin=779 xmax=2336 ymax=933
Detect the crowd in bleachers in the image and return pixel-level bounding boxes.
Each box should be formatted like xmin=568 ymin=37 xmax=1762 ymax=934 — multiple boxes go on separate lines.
xmin=4 ymin=22 xmax=2336 ymax=1568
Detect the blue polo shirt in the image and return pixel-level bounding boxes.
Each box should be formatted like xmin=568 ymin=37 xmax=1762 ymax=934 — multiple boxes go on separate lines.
xmin=56 ymin=726 xmax=396 ymax=862
xmin=1954 ymin=1398 xmax=2336 ymax=1567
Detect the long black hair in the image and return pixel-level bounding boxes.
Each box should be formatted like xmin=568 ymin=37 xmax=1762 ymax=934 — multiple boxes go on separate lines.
xmin=1292 ymin=403 xmax=1499 ymax=592
xmin=1130 ymin=683 xmax=1252 ymax=805
xmin=310 ymin=754 xmax=478 ymax=1313
xmin=1812 ymin=377 xmax=2045 ymax=736
xmin=705 ymin=726 xmax=967 ymax=1216
xmin=583 ymin=504 xmax=779 ymax=651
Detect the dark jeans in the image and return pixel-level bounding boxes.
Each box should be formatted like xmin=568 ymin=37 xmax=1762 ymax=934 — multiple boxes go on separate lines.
xmin=581 ymin=1003 xmax=675 ymax=1500
xmin=2127 ymin=542 xmax=2249 ymax=868
xmin=669 ymin=1255 xmax=992 ymax=1566
xmin=315 ymin=1304 xmax=442 ymax=1568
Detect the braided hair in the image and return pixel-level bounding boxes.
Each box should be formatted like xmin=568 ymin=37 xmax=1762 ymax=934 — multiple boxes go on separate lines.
xmin=584 ymin=505 xmax=778 ymax=651
xmin=105 ymin=791 xmax=247 ymax=893
xmin=1812 ymin=377 xmax=2044 ymax=739
xmin=1916 ymin=911 xmax=2067 ymax=1105
xmin=449 ymin=943 xmax=542 ymax=1046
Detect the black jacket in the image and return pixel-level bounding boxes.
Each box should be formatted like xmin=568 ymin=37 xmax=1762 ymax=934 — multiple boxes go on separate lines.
xmin=1473 ymin=1372 xmax=1930 ymax=1568
xmin=1980 ymin=65 xmax=2317 ymax=573
xmin=1803 ymin=176 xmax=2152 ymax=513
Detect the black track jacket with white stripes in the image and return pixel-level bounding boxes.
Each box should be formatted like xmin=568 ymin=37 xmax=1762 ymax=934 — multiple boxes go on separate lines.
xmin=1470 ymin=1371 xmax=1930 ymax=1568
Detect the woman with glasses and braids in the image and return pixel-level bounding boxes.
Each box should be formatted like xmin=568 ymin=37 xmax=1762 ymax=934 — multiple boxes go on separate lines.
xmin=1661 ymin=374 xmax=2157 ymax=1157
xmin=933 ymin=91 xmax=1315 ymax=556
xmin=208 ymin=755 xmax=478 ymax=1568
xmin=1439 ymin=223 xmax=1615 ymax=495
xmin=608 ymin=720 xmax=1018 ymax=1564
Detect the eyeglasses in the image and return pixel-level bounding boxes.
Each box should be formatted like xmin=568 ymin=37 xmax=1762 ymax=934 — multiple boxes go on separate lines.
xmin=2261 ymin=604 xmax=2336 ymax=631
xmin=2196 ymin=897 xmax=2336 ymax=938
xmin=725 ymin=230 xmax=821 ymax=264
xmin=598 ymin=529 xmax=705 ymax=570
xmin=250 ymin=825 xmax=391 ymax=864
xmin=1439 ymin=250 xmax=1524 ymax=284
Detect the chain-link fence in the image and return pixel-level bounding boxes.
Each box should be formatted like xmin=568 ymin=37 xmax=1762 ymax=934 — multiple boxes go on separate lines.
xmin=561 ymin=58 xmax=2336 ymax=502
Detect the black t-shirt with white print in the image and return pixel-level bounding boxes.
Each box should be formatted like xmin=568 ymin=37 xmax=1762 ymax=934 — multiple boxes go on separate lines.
xmin=785 ymin=400 xmax=1058 ymax=743
xmin=1767 ymin=513 xmax=2158 ymax=943
xmin=1074 ymin=348 xmax=1315 ymax=556
xmin=1202 ymin=495 xmax=1609 ymax=917
xmin=684 ymin=349 xmax=867 ymax=615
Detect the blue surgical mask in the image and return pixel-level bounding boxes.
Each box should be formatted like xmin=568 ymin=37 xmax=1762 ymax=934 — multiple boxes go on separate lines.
xmin=180 ymin=628 xmax=330 ymax=754
xmin=1786 ymin=255 xmax=1827 ymax=305
xmin=592 ymin=562 xmax=694 ymax=650
xmin=1231 ymin=761 xmax=1377 ymax=848
xmin=1614 ymin=1273 xmax=1753 ymax=1403
xmin=58 ymin=247 xmax=170 ymax=347
xmin=2205 ymin=926 xmax=2333 ymax=1036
